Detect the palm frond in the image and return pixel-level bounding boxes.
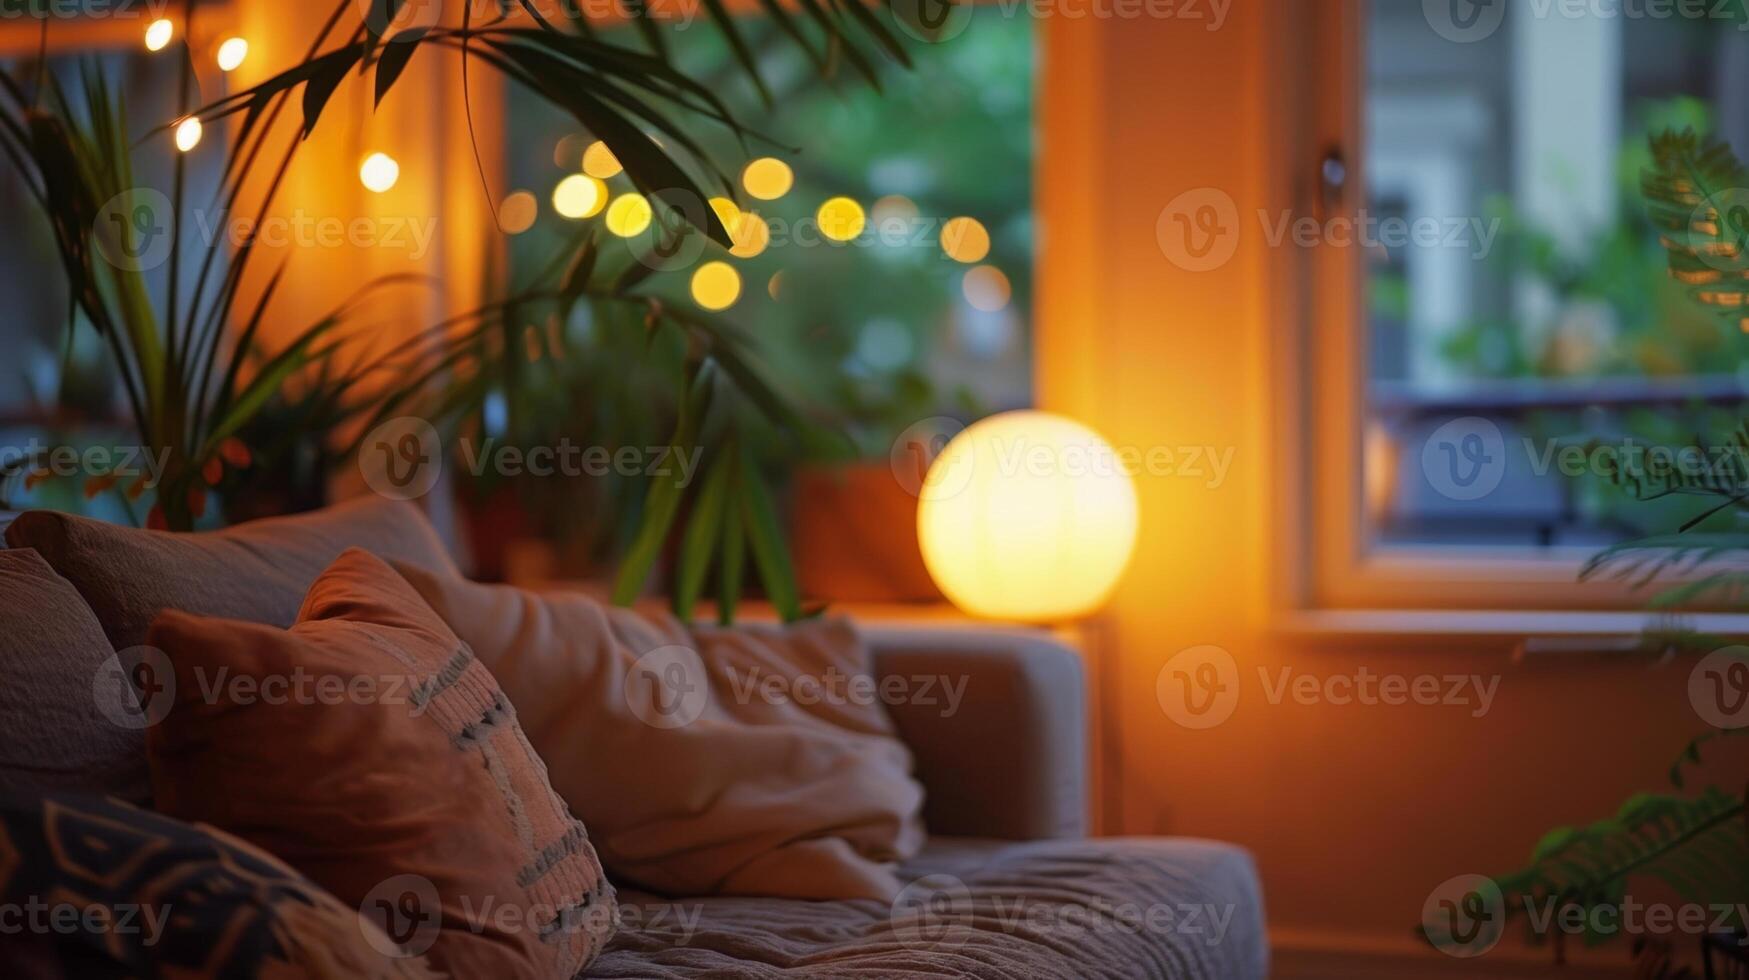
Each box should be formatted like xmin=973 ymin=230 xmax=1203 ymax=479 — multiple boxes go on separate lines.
xmin=188 ymin=0 xmax=911 ymax=242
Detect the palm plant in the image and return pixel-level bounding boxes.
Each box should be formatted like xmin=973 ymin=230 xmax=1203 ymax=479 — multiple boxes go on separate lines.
xmin=1 ymin=0 xmax=911 ymax=618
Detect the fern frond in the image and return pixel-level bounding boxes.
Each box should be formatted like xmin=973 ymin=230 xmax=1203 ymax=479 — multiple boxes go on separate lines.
xmin=1581 ymin=534 xmax=1749 ymax=591
xmin=1494 ymin=788 xmax=1749 ymax=937
xmin=1644 ymin=129 xmax=1749 ymax=331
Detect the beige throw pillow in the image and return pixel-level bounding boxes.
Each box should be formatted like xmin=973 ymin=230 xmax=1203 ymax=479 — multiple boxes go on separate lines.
xmin=393 ymin=560 xmax=927 ymax=901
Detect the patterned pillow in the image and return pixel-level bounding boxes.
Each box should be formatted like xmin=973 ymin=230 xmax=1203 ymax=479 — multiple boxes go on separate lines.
xmin=0 ymin=793 xmax=440 ymax=979
xmin=144 ymin=548 xmax=617 ymax=979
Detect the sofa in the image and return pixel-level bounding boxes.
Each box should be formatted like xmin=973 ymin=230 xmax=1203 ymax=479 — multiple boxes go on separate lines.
xmin=0 ymin=500 xmax=1267 ymax=979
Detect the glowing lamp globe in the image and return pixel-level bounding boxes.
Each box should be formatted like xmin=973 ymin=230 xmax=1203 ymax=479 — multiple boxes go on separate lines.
xmin=917 ymin=411 xmax=1139 ymax=622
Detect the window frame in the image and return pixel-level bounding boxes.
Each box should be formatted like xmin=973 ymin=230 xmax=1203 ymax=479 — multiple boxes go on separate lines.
xmin=1283 ymin=0 xmax=1748 ymax=624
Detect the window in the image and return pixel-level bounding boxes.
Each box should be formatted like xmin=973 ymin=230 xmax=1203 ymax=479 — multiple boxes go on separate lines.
xmin=500 ymin=7 xmax=1035 ymax=447
xmin=447 ymin=8 xmax=1037 ymax=567
xmin=1302 ymin=1 xmax=1749 ymax=612
xmin=1 ymin=17 xmax=231 ymax=523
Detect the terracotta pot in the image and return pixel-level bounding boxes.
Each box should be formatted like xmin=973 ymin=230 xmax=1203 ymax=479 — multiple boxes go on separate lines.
xmin=789 ymin=461 xmax=943 ymax=603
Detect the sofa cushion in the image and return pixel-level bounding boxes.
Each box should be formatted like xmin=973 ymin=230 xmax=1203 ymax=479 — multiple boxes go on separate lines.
xmin=0 ymin=549 xmax=146 ymax=801
xmin=594 ymin=836 xmax=1268 ymax=980
xmin=144 ymin=549 xmax=616 ymax=980
xmin=5 ymin=496 xmax=457 ymax=650
xmin=393 ymin=562 xmax=926 ymax=902
xmin=0 ymin=792 xmax=441 ymax=979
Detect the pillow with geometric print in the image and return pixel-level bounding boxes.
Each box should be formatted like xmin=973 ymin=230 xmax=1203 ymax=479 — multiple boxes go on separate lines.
xmin=0 ymin=792 xmax=439 ymax=979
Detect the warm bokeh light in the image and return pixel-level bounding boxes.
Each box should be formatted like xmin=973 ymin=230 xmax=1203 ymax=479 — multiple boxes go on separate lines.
xmin=871 ymin=194 xmax=920 ymax=225
xmin=582 ymin=141 xmax=622 ymax=179
xmin=144 ymin=19 xmax=173 ymax=52
xmin=742 ymin=157 xmax=794 ymax=201
xmin=767 ymin=271 xmax=784 ymax=300
xmin=917 ymin=411 xmax=1139 ymax=622
xmin=941 ymin=216 xmax=991 ymax=263
xmin=816 ymin=197 xmax=866 ymax=243
xmin=499 ymin=191 xmax=538 ymax=234
xmin=359 ymin=152 xmax=400 ymax=193
xmin=705 ymin=196 xmax=769 ymax=257
xmin=729 ymin=212 xmax=771 ymax=259
xmin=709 ymin=196 xmax=740 ymax=226
xmin=552 ymin=175 xmax=607 ymax=219
xmin=173 ymin=117 xmax=202 ymax=152
xmin=962 ymin=265 xmax=1011 ymax=312
xmin=216 ymin=37 xmax=249 ymax=72
xmin=605 ymin=193 xmax=653 ymax=237
xmin=690 ymin=261 xmax=742 ymax=311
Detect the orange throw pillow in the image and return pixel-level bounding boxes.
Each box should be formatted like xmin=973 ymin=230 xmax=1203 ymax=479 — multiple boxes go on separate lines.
xmin=144 ymin=549 xmax=616 ymax=980
xmin=393 ymin=561 xmax=927 ymax=902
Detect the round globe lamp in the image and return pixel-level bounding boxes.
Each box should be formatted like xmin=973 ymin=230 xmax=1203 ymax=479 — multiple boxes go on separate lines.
xmin=917 ymin=411 xmax=1139 ymax=622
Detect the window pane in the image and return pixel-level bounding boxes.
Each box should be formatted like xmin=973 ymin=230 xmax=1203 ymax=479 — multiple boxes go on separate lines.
xmin=1365 ymin=5 xmax=1745 ymax=549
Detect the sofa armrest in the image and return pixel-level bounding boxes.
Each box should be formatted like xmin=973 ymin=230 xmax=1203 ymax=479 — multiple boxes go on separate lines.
xmin=864 ymin=625 xmax=1087 ymax=841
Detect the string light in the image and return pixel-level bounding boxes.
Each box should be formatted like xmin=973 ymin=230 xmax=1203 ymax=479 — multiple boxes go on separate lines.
xmin=174 ymin=117 xmax=202 ymax=153
xmin=962 ymin=265 xmax=1012 ymax=312
xmin=742 ymin=158 xmax=793 ymax=201
xmin=216 ymin=37 xmax=249 ymax=72
xmin=144 ymin=19 xmax=173 ymax=52
xmin=605 ymin=193 xmax=653 ymax=237
xmin=816 ymin=197 xmax=866 ymax=243
xmin=552 ymin=175 xmax=607 ymax=219
xmin=499 ymin=191 xmax=538 ymax=234
xmin=691 ymin=261 xmax=742 ymax=311
xmin=941 ymin=216 xmax=991 ymax=263
xmin=709 ymin=196 xmax=740 ymax=228
xmin=730 ymin=212 xmax=770 ymax=259
xmin=582 ymin=141 xmax=622 ymax=179
xmin=360 ymin=152 xmax=400 ymax=193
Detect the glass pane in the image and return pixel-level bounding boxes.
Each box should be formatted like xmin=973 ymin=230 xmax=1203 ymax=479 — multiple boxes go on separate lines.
xmin=1364 ymin=4 xmax=1745 ymax=549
